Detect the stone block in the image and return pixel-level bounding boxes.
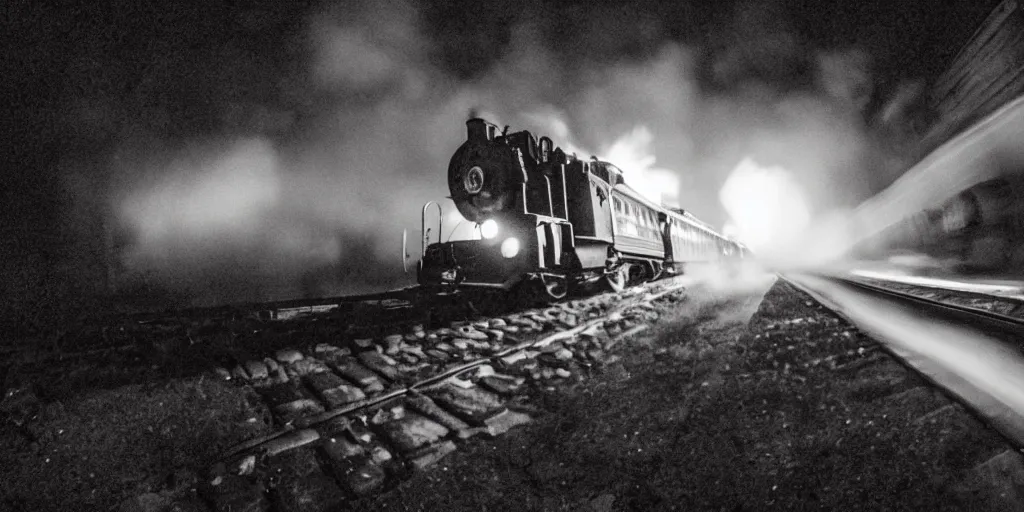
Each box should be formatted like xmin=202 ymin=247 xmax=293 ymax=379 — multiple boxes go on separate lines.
xmin=262 ymin=358 xmax=280 ymax=374
xmin=321 ymin=436 xmax=364 ymax=459
xmin=358 ymin=351 xmax=399 ymax=381
xmin=331 ymin=360 xmax=382 ymax=388
xmin=305 ymin=373 xmax=365 ymax=408
xmin=272 ymin=399 xmax=325 ymax=419
xmin=304 ymin=372 xmax=346 ymax=393
xmin=322 ymin=386 xmax=366 ymax=409
xmin=262 ymin=429 xmax=320 ymax=457
xmin=425 ymin=349 xmax=451 ymax=362
xmin=455 ymin=326 xmax=489 ymax=341
xmin=479 ymin=375 xmax=526 ymax=395
xmin=286 ymin=358 xmax=331 ymax=378
xmin=404 ymin=393 xmax=471 ymax=432
xmin=370 ymin=446 xmax=393 ymax=464
xmin=243 ymin=361 xmax=269 ymax=380
xmin=484 ymin=410 xmax=532 ymax=436
xmin=275 ymin=349 xmax=303 ymax=364
xmin=427 ymin=384 xmax=506 ymax=424
xmin=378 ymin=412 xmax=450 ymax=453
xmin=511 ymin=317 xmax=540 ymax=329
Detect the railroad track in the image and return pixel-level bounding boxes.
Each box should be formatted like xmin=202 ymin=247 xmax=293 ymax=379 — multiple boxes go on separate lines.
xmin=16 ymin=270 xmax=1024 ymax=510
xmin=784 ymin=273 xmax=1024 ymax=451
xmin=197 ymin=276 xmax=695 ymax=509
xmin=847 ymin=271 xmax=1024 ymax=319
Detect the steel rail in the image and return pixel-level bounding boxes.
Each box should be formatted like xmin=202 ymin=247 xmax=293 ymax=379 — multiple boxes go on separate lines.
xmin=212 ymin=277 xmax=693 ymax=463
xmin=842 ymin=265 xmax=1024 ymax=302
xmin=841 ymin=276 xmax=1024 ymax=327
xmin=784 ymin=272 xmax=1024 ymax=450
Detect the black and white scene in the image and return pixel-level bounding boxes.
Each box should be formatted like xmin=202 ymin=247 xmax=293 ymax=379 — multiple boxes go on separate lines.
xmin=6 ymin=0 xmax=1024 ymax=510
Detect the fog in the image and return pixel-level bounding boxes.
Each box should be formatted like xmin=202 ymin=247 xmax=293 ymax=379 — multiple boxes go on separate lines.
xmin=41 ymin=0 xmax=943 ymax=308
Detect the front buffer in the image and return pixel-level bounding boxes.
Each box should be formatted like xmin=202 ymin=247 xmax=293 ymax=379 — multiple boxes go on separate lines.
xmin=417 ymin=212 xmax=575 ymax=302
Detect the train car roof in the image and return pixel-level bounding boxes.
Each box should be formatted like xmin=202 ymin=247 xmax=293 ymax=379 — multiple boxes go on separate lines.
xmin=664 ymin=207 xmax=730 ymax=240
xmin=667 ymin=208 xmax=718 ymax=232
xmin=612 ymin=182 xmax=665 ymax=214
xmin=612 ymin=183 xmax=733 ymax=243
xmin=590 ymin=157 xmax=734 ymax=244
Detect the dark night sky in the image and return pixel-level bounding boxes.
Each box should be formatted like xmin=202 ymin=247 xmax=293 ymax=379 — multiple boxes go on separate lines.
xmin=0 ymin=0 xmax=1005 ymax=306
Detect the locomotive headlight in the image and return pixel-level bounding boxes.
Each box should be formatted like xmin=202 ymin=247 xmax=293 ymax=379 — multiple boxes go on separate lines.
xmin=500 ymin=237 xmax=520 ymax=258
xmin=480 ymin=219 xmax=498 ymax=239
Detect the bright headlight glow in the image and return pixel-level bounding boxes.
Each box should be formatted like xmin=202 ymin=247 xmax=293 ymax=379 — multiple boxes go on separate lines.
xmin=480 ymin=219 xmax=498 ymax=239
xmin=500 ymin=237 xmax=520 ymax=258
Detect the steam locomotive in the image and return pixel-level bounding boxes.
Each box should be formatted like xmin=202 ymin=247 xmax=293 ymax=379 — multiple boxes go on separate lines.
xmin=416 ymin=117 xmax=746 ymax=301
xmin=853 ymin=174 xmax=1024 ymax=273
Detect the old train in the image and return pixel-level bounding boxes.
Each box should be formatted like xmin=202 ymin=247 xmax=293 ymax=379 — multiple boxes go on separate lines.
xmin=416 ymin=117 xmax=746 ymax=301
xmin=852 ymin=174 xmax=1024 ymax=274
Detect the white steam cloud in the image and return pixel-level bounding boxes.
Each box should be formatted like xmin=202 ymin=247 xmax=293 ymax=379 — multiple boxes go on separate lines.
xmin=110 ymin=0 xmax=902 ymax=306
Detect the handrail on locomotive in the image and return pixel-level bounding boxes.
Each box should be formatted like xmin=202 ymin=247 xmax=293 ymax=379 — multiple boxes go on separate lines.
xmin=420 ymin=201 xmax=442 ymax=261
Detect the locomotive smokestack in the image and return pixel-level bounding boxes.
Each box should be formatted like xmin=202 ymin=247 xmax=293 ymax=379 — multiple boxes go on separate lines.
xmin=466 ymin=118 xmax=496 ymax=142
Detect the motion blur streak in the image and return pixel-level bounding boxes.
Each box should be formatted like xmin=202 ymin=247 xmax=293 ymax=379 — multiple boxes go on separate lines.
xmin=719 ymin=157 xmax=810 ymax=260
xmin=850 ymin=269 xmax=1024 ymax=300
xmin=788 ymin=273 xmax=1024 ymax=447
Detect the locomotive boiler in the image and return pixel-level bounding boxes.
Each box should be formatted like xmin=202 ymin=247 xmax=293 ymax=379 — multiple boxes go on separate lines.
xmin=416 ymin=117 xmax=744 ymax=302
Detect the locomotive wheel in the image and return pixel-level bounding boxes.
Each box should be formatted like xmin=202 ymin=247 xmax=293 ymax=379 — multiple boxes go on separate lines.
xmin=604 ymin=264 xmax=628 ymax=292
xmin=512 ymin=275 xmax=568 ymax=307
xmin=540 ymin=274 xmax=568 ymax=301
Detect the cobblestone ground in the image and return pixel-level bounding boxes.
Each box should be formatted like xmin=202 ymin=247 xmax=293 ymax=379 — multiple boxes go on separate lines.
xmin=2 ymin=274 xmax=1021 ymax=511
xmin=0 ymin=277 xmax=697 ymax=511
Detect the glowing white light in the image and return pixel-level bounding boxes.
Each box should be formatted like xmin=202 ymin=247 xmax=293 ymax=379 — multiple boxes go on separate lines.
xmin=719 ymin=157 xmax=811 ymax=260
xmin=480 ymin=219 xmax=498 ymax=239
xmin=500 ymin=237 xmax=520 ymax=258
xmin=524 ymin=113 xmax=679 ymax=205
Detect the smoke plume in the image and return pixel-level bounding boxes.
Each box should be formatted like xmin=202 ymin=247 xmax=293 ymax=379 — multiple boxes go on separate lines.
xmin=64 ymin=0 xmax=920 ymax=307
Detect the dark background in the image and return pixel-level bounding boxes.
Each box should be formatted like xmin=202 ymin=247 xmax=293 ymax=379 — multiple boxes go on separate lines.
xmin=1 ymin=0 xmax=1003 ymax=311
